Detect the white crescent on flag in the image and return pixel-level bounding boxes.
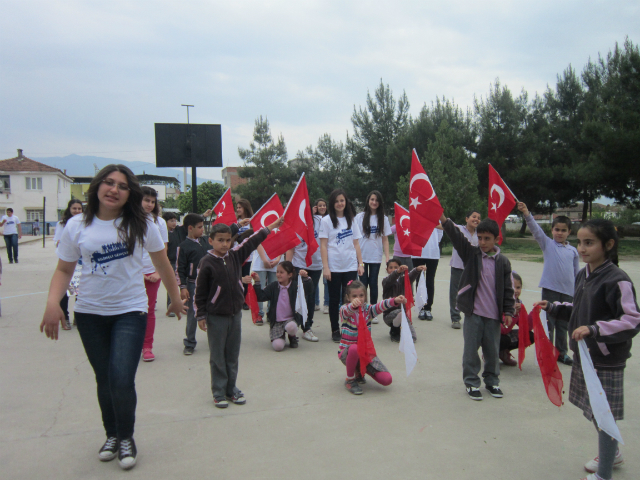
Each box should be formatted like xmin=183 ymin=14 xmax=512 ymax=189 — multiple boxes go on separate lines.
xmin=299 ymin=199 xmax=307 ymax=226
xmin=400 ymin=215 xmax=410 ymax=227
xmin=490 ymin=185 xmax=505 ymax=209
xmin=260 ymin=210 xmax=279 ymax=228
xmin=410 ymin=173 xmax=436 ymax=201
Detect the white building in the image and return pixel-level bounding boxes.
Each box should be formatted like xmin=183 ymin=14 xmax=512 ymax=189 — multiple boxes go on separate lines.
xmin=0 ymin=149 xmax=73 ymax=228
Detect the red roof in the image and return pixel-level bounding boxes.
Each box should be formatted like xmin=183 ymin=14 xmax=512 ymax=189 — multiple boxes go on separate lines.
xmin=0 ymin=154 xmax=67 ymax=175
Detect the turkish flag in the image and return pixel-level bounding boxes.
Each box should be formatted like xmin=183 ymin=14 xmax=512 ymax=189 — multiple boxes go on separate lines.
xmin=394 ymin=203 xmax=421 ymax=256
xmin=245 ymin=283 xmax=261 ymax=324
xmin=250 ymin=193 xmax=298 ymax=259
xmin=280 ymin=174 xmax=318 ymax=266
xmin=212 ymin=188 xmax=236 ymax=225
xmin=404 ymin=273 xmax=414 ymax=322
xmin=357 ymin=307 xmax=377 ymax=376
xmin=409 ymin=149 xmax=443 ymax=248
xmin=532 ymin=306 xmax=563 ymax=407
xmin=488 ymin=164 xmax=517 ymax=245
xmin=517 ymin=303 xmax=532 ymax=370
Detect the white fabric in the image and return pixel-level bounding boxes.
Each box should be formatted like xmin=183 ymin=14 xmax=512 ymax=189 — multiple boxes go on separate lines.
xmin=291 ymin=215 xmax=323 ymax=270
xmin=355 ymin=212 xmax=391 ymax=264
xmin=450 ymin=224 xmax=478 ymax=269
xmin=53 ymin=221 xmax=65 ymax=244
xmin=251 ymin=248 xmax=281 ymax=272
xmin=399 ymin=306 xmax=418 ymax=376
xmin=415 ymin=271 xmax=428 ymax=312
xmin=295 ymin=274 xmax=308 ymax=328
xmin=578 ymin=339 xmax=624 ymax=444
xmin=1 ymin=215 xmax=20 ymax=235
xmin=319 ymin=215 xmax=362 ymax=273
xmin=412 ymin=228 xmax=443 ymax=259
xmin=142 ymin=216 xmax=168 ymax=274
xmin=57 ymin=214 xmax=165 ymax=315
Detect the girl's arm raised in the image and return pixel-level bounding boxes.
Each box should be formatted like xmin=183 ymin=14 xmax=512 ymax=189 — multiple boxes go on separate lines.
xmin=40 ymin=260 xmax=77 ymax=340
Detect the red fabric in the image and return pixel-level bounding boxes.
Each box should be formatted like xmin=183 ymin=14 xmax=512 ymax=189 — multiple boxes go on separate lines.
xmin=356 ymin=307 xmax=377 ymax=376
xmin=532 ymin=306 xmax=563 ymax=407
xmin=517 ymin=303 xmax=532 ymax=370
xmin=409 ymin=149 xmax=444 ymax=249
xmin=245 ymin=283 xmax=261 ymax=324
xmin=280 ymin=174 xmax=318 ymax=266
xmin=394 ymin=202 xmax=421 ymax=256
xmin=404 ymin=273 xmax=414 ymax=322
xmin=250 ymin=193 xmax=299 ymax=259
xmin=143 ymin=277 xmax=160 ymax=349
xmin=212 ymin=188 xmax=237 ymax=225
xmin=487 ymin=165 xmax=517 ymax=245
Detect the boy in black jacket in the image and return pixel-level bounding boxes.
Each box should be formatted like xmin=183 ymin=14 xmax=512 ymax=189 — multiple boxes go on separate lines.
xmin=440 ymin=212 xmax=515 ymax=401
xmin=177 ymin=214 xmax=209 ymax=355
xmin=195 ymin=218 xmax=283 ymax=408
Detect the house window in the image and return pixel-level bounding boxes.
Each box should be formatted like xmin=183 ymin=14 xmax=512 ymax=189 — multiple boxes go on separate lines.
xmin=26 ymin=209 xmax=44 ymax=221
xmin=26 ymin=177 xmax=43 ymax=190
xmin=0 ymin=175 xmax=9 ymax=193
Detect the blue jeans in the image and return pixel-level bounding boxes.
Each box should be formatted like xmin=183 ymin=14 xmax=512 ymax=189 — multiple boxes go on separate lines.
xmin=359 ymin=262 xmax=382 ymax=304
xmin=4 ymin=234 xmax=18 ymax=261
xmin=318 ymin=277 xmax=329 ymax=306
xmin=183 ymin=282 xmax=198 ymax=348
xmin=75 ymin=311 xmax=147 ymax=439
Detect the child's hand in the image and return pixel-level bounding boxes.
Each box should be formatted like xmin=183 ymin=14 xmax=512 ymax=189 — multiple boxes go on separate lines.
xmin=251 ymin=272 xmax=261 ymax=282
xmin=269 ymin=259 xmax=280 ymax=269
xmin=299 ymin=269 xmax=308 ymax=278
xmin=203 ymin=209 xmax=213 ymax=218
xmin=357 ymin=264 xmax=364 ymax=276
xmin=267 ymin=216 xmax=284 ymax=231
xmin=198 ymin=319 xmax=207 ymax=332
xmin=397 ymin=265 xmax=408 ymax=274
xmin=145 ymin=272 xmax=161 ymax=283
xmin=351 ymin=298 xmax=362 ymax=309
xmin=534 ymin=300 xmax=549 ymax=311
xmin=241 ymin=275 xmax=252 ymax=284
xmin=263 ymin=259 xmax=272 ymax=269
xmin=514 ymin=302 xmax=521 ymax=315
xmin=517 ymin=202 xmax=529 ymax=216
xmin=416 ymin=265 xmax=426 ymax=272
xmin=239 ymin=218 xmax=250 ymax=227
xmin=180 ymin=288 xmax=190 ymax=301
xmin=503 ymin=315 xmax=513 ymax=328
xmin=167 ymin=298 xmax=187 ymax=320
xmin=40 ymin=303 xmax=66 ymax=340
xmin=312 ymin=206 xmax=318 ymax=214
xmin=572 ymin=326 xmax=591 ymax=341
xmin=394 ymin=295 xmax=407 ymax=305
xmin=323 ymin=267 xmax=331 ymax=282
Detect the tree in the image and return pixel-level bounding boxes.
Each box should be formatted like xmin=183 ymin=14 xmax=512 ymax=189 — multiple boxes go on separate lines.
xmin=236 ymin=116 xmax=297 ymax=208
xmin=176 ymin=181 xmax=226 ymax=214
xmin=348 ymin=80 xmax=410 ymax=208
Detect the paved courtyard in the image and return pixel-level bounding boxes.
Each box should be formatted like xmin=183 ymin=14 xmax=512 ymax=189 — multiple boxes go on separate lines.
xmin=1 ymin=241 xmax=638 ymax=479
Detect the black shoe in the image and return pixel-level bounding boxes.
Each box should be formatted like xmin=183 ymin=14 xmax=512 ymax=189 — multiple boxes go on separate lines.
xmin=14 ymin=259 xmax=18 ymax=263
xmin=418 ymin=309 xmax=428 ymax=320
xmin=242 ymin=302 xmax=250 ymax=310
xmin=390 ymin=332 xmax=400 ymax=343
xmin=118 ymin=437 xmax=137 ymax=470
xmin=466 ymin=386 xmax=483 ymax=401
xmin=8 ymin=259 xmax=13 ymax=264
xmin=558 ymin=354 xmax=574 ymax=366
xmin=331 ymin=330 xmax=341 ymax=343
xmin=183 ymin=346 xmax=194 ymax=355
xmin=486 ymin=386 xmax=504 ymax=398
xmin=288 ymin=335 xmax=299 ymax=348
xmin=98 ymin=436 xmax=119 ymax=462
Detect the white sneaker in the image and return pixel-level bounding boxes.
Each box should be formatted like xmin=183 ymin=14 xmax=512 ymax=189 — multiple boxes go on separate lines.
xmin=314 ymin=305 xmax=320 ymax=311
xmin=302 ymin=330 xmax=319 ymax=342
xmin=371 ymin=318 xmax=379 ymax=324
xmin=584 ymin=451 xmax=624 ymax=473
xmin=322 ymin=305 xmax=329 ymax=314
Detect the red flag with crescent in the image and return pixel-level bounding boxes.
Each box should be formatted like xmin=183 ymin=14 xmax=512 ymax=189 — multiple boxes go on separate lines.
xmin=488 ymin=164 xmax=517 ymax=245
xmin=531 ymin=306 xmax=563 ymax=407
xmin=357 ymin=306 xmax=377 ymax=376
xmin=394 ymin=203 xmax=421 ymax=256
xmin=280 ymin=174 xmax=318 ymax=266
xmin=212 ymin=188 xmax=236 ymax=225
xmin=250 ymin=193 xmax=299 ymax=259
xmin=409 ymin=149 xmax=443 ymax=248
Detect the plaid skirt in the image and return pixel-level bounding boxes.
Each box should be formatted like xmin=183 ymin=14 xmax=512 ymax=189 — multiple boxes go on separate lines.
xmin=269 ymin=319 xmax=297 ymax=342
xmin=569 ymin=362 xmax=624 ymax=421
xmin=339 ymin=345 xmax=389 ymax=376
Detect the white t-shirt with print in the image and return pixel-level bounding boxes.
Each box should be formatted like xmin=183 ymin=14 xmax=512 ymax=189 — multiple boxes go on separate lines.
xmin=57 ymin=215 xmax=165 ymax=315
xmin=355 ymin=212 xmax=391 ymax=264
xmin=291 ymin=215 xmax=323 ymax=270
xmin=142 ymin=216 xmax=168 ymax=274
xmin=2 ymin=215 xmax=20 ymax=235
xmin=319 ymin=215 xmax=362 ymax=273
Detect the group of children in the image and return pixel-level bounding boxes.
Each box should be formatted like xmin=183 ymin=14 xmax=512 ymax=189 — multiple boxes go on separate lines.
xmin=42 ymin=168 xmax=638 ymax=479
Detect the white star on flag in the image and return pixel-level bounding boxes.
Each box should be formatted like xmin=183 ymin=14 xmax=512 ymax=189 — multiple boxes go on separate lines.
xmin=410 ymin=197 xmax=422 ymax=208
xmin=491 ymin=203 xmax=497 ymax=211
xmin=403 ymin=229 xmax=410 ymax=237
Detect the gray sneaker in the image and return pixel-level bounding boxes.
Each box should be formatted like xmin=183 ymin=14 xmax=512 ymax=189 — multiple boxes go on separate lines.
xmin=183 ymin=346 xmax=194 ymax=355
xmin=345 ymin=378 xmax=363 ymax=395
xmin=451 ymin=321 xmax=461 ymax=329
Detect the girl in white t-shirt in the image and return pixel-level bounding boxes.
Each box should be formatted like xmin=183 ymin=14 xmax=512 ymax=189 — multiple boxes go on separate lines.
xmin=320 ymin=189 xmax=364 ymax=343
xmin=40 ymin=165 xmax=185 ymax=471
xmin=53 ymin=199 xmax=84 ymax=330
xmin=139 ymin=187 xmax=169 ymax=362
xmin=314 ymin=198 xmax=330 ymax=314
xmin=355 ymin=190 xmax=391 ymax=307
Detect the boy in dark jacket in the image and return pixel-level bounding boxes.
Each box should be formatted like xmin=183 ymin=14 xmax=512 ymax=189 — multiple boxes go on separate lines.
xmin=440 ymin=213 xmax=515 ymax=401
xmin=195 ymin=218 xmax=283 ymax=408
xmin=176 ymin=214 xmax=208 ymax=355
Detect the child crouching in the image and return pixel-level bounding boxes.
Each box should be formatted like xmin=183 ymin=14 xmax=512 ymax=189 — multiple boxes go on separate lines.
xmin=381 ymin=258 xmax=425 ymax=342
xmin=339 ymin=280 xmax=406 ymax=395
xmin=251 ymin=261 xmax=314 ymax=351
xmin=499 ymin=272 xmax=535 ymax=366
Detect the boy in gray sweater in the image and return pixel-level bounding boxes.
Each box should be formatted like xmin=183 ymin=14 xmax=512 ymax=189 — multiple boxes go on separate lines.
xmin=440 ymin=213 xmax=515 ymax=401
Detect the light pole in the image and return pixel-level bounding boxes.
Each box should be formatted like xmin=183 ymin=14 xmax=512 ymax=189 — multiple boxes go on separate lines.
xmin=181 ymin=104 xmax=194 ymax=196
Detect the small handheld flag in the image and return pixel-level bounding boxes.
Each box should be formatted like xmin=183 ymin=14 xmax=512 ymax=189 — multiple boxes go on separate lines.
xmin=212 ymin=188 xmax=236 ymax=225
xmin=295 ymin=274 xmax=308 ymax=329
xmin=487 ymin=165 xmax=517 ymax=244
xmin=399 ymin=305 xmax=418 ymax=376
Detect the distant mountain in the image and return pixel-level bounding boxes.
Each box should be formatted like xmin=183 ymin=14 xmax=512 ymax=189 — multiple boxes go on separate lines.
xmin=33 ymin=154 xmax=222 ymax=186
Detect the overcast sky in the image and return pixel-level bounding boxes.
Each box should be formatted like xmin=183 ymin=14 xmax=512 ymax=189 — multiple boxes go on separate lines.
xmin=1 ymin=0 xmax=638 ymax=181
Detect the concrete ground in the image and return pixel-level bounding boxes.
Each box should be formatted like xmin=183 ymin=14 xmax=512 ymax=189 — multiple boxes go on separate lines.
xmin=1 ymin=241 xmax=638 ymax=480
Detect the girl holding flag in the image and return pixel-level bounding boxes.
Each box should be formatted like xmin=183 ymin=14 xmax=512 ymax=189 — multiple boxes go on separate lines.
xmin=338 ymin=280 xmax=406 ymax=395
xmin=536 ymin=219 xmax=639 ymax=480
